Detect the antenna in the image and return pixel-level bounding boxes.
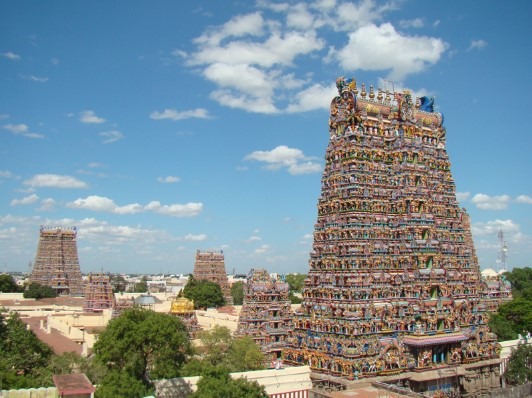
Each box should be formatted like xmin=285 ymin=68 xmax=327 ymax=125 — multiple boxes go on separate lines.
xmin=496 ymin=229 xmax=508 ymax=272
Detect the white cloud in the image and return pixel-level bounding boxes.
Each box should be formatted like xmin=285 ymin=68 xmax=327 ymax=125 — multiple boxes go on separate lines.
xmin=244 ymin=145 xmax=322 ymax=175
xmin=10 ymin=194 xmax=39 ymax=206
xmin=20 ymin=74 xmax=48 ymax=83
xmin=3 ymin=123 xmax=44 ymax=139
xmin=254 ymin=244 xmax=270 ymax=254
xmin=67 ymin=195 xmax=203 ymax=217
xmin=24 ymin=174 xmax=88 ymax=189
xmin=286 ymin=82 xmax=337 ymax=113
xmin=1 ymin=51 xmax=21 ymax=60
xmin=330 ymin=23 xmax=448 ymax=81
xmin=246 ymin=236 xmax=262 ymax=243
xmin=471 ymin=219 xmax=519 ymax=237
xmin=150 ymin=108 xmax=210 ymax=121
xmin=399 ymin=18 xmax=424 ymax=29
xmin=471 ymin=193 xmax=511 ymax=210
xmin=145 ymin=201 xmax=203 ymax=217
xmin=38 ymin=198 xmax=56 ymax=211
xmin=68 ymin=196 xmax=143 ymax=214
xmin=0 ymin=170 xmax=14 ymax=178
xmin=99 ymin=130 xmax=124 ymax=144
xmin=516 ymin=195 xmax=532 ymax=204
xmin=157 ymin=176 xmax=180 ymax=183
xmin=183 ymin=234 xmax=207 ymax=241
xmin=80 ymin=110 xmax=105 ymax=124
xmin=455 ymin=192 xmax=471 ymax=202
xmin=467 ymin=39 xmax=487 ymax=51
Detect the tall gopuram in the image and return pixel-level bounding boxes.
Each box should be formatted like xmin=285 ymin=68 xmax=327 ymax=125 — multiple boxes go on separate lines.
xmin=236 ymin=269 xmax=293 ymax=363
xmin=83 ymin=273 xmax=115 ymax=312
xmin=283 ymin=77 xmax=501 ymax=396
xmin=193 ymin=250 xmax=233 ymax=305
xmin=30 ymin=226 xmax=84 ymax=296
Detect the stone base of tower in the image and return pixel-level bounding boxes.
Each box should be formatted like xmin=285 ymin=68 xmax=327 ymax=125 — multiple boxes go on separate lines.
xmin=308 ymin=358 xmax=502 ymax=397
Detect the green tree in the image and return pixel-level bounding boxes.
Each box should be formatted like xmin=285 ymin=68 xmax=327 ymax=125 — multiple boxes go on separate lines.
xmin=190 ymin=366 xmax=268 ymax=398
xmin=23 ymin=282 xmax=57 ymax=299
xmin=195 ymin=325 xmax=233 ymax=366
xmin=110 ymin=274 xmax=127 ymax=293
xmin=225 ymin=335 xmax=265 ymax=372
xmin=93 ymin=307 xmax=192 ymax=387
xmin=289 ymin=291 xmax=302 ymax=304
xmin=0 ymin=310 xmax=54 ymax=389
xmin=183 ymin=276 xmax=225 ymax=309
xmin=132 ymin=276 xmax=148 ymax=293
xmin=497 ymin=298 xmax=532 ymax=336
xmin=95 ymin=370 xmax=151 ymax=398
xmin=0 ymin=274 xmax=20 ymax=292
xmin=285 ymin=273 xmax=306 ymax=292
xmin=231 ymin=281 xmax=244 ymax=305
xmin=489 ymin=313 xmax=518 ymax=341
xmin=504 ymin=343 xmax=532 ymax=385
xmin=504 ymin=267 xmax=532 ymax=300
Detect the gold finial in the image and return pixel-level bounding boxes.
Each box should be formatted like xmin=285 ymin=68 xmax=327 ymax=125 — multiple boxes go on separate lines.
xmin=361 ymin=83 xmax=367 ymax=98
xmin=377 ymin=88 xmax=383 ymax=102
xmin=369 ymin=85 xmax=375 ymax=100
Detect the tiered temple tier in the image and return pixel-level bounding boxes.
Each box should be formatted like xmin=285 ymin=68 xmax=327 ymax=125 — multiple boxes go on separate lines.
xmin=236 ymin=269 xmax=294 ymax=361
xmin=83 ymin=273 xmax=115 ymax=312
xmin=193 ymin=250 xmax=233 ymax=305
xmin=283 ymin=77 xmax=499 ymax=379
xmin=31 ymin=226 xmax=84 ymax=296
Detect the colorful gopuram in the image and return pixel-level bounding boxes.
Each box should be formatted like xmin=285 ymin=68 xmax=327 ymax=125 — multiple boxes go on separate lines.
xmin=170 ymin=294 xmax=201 ymax=338
xmin=193 ymin=250 xmax=233 ymax=305
xmin=283 ymin=77 xmax=501 ymax=394
xmin=31 ymin=226 xmax=84 ymax=296
xmin=83 ymin=273 xmax=115 ymax=312
xmin=236 ymin=269 xmax=293 ymax=362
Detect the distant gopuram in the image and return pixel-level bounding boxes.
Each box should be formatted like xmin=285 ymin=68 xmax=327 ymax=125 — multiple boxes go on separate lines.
xmin=193 ymin=250 xmax=233 ymax=305
xmin=31 ymin=226 xmax=84 ymax=296
xmin=236 ymin=269 xmax=293 ymax=363
xmin=283 ymin=77 xmax=501 ymax=394
xmin=83 ymin=273 xmax=115 ymax=312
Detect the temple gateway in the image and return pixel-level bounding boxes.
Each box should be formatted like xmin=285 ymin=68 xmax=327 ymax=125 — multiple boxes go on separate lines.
xmin=283 ymin=77 xmax=503 ymax=396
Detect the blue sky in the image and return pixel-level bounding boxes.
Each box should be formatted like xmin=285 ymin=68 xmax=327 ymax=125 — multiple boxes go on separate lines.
xmin=1 ymin=0 xmax=530 ymax=275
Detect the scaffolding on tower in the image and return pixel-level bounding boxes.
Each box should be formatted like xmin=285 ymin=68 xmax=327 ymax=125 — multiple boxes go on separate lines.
xmin=496 ymin=229 xmax=508 ymax=273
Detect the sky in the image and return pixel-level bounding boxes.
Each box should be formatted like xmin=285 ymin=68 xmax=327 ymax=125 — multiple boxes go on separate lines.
xmin=0 ymin=0 xmax=531 ymax=276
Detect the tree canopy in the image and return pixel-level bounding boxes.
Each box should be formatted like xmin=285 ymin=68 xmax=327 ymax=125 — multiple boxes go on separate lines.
xmin=93 ymin=307 xmax=192 ymax=391
xmin=504 ymin=343 xmax=532 ymax=385
xmin=183 ymin=276 xmax=225 ymax=309
xmin=190 ymin=366 xmax=268 ymax=398
xmin=0 ymin=310 xmax=54 ymax=389
xmin=0 ymin=274 xmax=20 ymax=293
xmin=23 ymin=282 xmax=57 ymax=299
xmin=231 ymin=281 xmax=244 ymax=305
xmin=285 ymin=273 xmax=307 ymax=292
xmin=504 ymin=267 xmax=532 ymax=300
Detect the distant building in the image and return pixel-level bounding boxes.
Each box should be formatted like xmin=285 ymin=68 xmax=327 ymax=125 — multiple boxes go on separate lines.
xmin=30 ymin=226 xmax=84 ymax=296
xmin=83 ymin=273 xmax=115 ymax=312
xmin=193 ymin=250 xmax=233 ymax=305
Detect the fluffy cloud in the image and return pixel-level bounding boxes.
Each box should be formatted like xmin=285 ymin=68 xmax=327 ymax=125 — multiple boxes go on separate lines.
xmin=157 ymin=176 xmax=180 ymax=183
xmin=182 ymin=234 xmax=207 ymax=241
xmin=516 ymin=195 xmax=532 ymax=204
xmin=244 ymin=145 xmax=322 ymax=175
xmin=150 ymin=108 xmax=210 ymax=121
xmin=11 ymin=194 xmax=39 ymax=206
xmin=455 ymin=192 xmax=471 ymax=202
xmin=467 ymin=39 xmax=488 ymax=51
xmin=80 ymin=110 xmax=105 ymax=124
xmin=254 ymin=244 xmax=270 ymax=254
xmin=331 ymin=23 xmax=447 ymax=81
xmin=471 ymin=219 xmax=520 ymax=237
xmin=1 ymin=51 xmax=21 ymax=60
xmin=3 ymin=124 xmax=44 ymax=139
xmin=99 ymin=130 xmax=124 ymax=144
xmin=24 ymin=174 xmax=88 ymax=189
xmin=471 ymin=193 xmax=511 ymax=210
xmin=67 ymin=195 xmax=203 ymax=217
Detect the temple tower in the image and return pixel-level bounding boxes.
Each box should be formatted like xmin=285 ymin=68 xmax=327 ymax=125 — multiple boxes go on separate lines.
xmin=193 ymin=250 xmax=233 ymax=305
xmin=236 ymin=269 xmax=293 ymax=362
xmin=83 ymin=273 xmax=115 ymax=312
xmin=283 ymin=77 xmax=500 ymax=393
xmin=30 ymin=226 xmax=84 ymax=296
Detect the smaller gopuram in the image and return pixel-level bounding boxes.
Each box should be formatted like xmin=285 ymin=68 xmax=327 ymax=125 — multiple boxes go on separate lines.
xmin=31 ymin=226 xmax=84 ymax=296
xmin=236 ymin=269 xmax=293 ymax=362
xmin=170 ymin=293 xmax=201 ymax=338
xmin=193 ymin=250 xmax=233 ymax=305
xmin=83 ymin=273 xmax=115 ymax=312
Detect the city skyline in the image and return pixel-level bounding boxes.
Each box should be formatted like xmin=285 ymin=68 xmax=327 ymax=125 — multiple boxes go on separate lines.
xmin=1 ymin=0 xmax=531 ymax=275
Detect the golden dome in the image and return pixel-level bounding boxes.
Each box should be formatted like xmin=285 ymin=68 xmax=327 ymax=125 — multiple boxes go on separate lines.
xmin=170 ymin=296 xmax=195 ymax=314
